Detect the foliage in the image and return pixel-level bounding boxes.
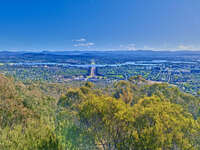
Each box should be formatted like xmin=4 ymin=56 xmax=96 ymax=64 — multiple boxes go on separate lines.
xmin=0 ymin=74 xmax=200 ymax=149
xmin=78 ymin=94 xmax=200 ymax=149
xmin=0 ymin=118 xmax=64 ymax=150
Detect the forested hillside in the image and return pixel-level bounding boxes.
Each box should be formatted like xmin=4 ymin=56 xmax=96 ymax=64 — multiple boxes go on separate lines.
xmin=0 ymin=74 xmax=200 ymax=150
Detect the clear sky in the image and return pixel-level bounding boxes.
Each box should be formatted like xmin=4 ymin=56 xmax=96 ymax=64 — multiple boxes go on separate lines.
xmin=0 ymin=0 xmax=200 ymax=51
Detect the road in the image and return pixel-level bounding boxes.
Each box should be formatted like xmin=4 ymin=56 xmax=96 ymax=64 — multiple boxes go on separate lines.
xmin=90 ymin=66 xmax=96 ymax=77
xmin=86 ymin=60 xmax=96 ymax=80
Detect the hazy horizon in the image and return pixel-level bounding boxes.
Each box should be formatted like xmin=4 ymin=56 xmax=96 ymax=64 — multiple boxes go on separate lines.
xmin=1 ymin=49 xmax=200 ymax=53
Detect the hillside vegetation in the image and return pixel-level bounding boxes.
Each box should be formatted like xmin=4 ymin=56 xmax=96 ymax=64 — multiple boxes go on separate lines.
xmin=0 ymin=74 xmax=200 ymax=150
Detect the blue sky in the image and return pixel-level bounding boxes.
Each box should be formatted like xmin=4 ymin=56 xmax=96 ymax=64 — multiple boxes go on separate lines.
xmin=0 ymin=0 xmax=200 ymax=51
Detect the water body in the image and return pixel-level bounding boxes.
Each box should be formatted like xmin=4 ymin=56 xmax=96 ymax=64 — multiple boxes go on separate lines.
xmin=11 ymin=60 xmax=197 ymax=68
xmin=11 ymin=62 xmax=158 ymax=67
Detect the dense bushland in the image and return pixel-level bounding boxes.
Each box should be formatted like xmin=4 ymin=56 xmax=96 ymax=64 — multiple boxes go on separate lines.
xmin=0 ymin=74 xmax=200 ymax=149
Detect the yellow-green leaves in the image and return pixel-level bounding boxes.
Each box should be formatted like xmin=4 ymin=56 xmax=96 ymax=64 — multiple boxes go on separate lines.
xmin=131 ymin=96 xmax=200 ymax=149
xmin=78 ymin=93 xmax=200 ymax=149
xmin=0 ymin=118 xmax=64 ymax=150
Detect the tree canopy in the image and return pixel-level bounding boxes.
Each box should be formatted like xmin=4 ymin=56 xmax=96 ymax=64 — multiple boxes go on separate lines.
xmin=0 ymin=75 xmax=200 ymax=149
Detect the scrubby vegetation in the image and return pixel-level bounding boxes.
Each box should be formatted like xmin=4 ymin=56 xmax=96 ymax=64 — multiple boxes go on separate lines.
xmin=0 ymin=74 xmax=200 ymax=149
